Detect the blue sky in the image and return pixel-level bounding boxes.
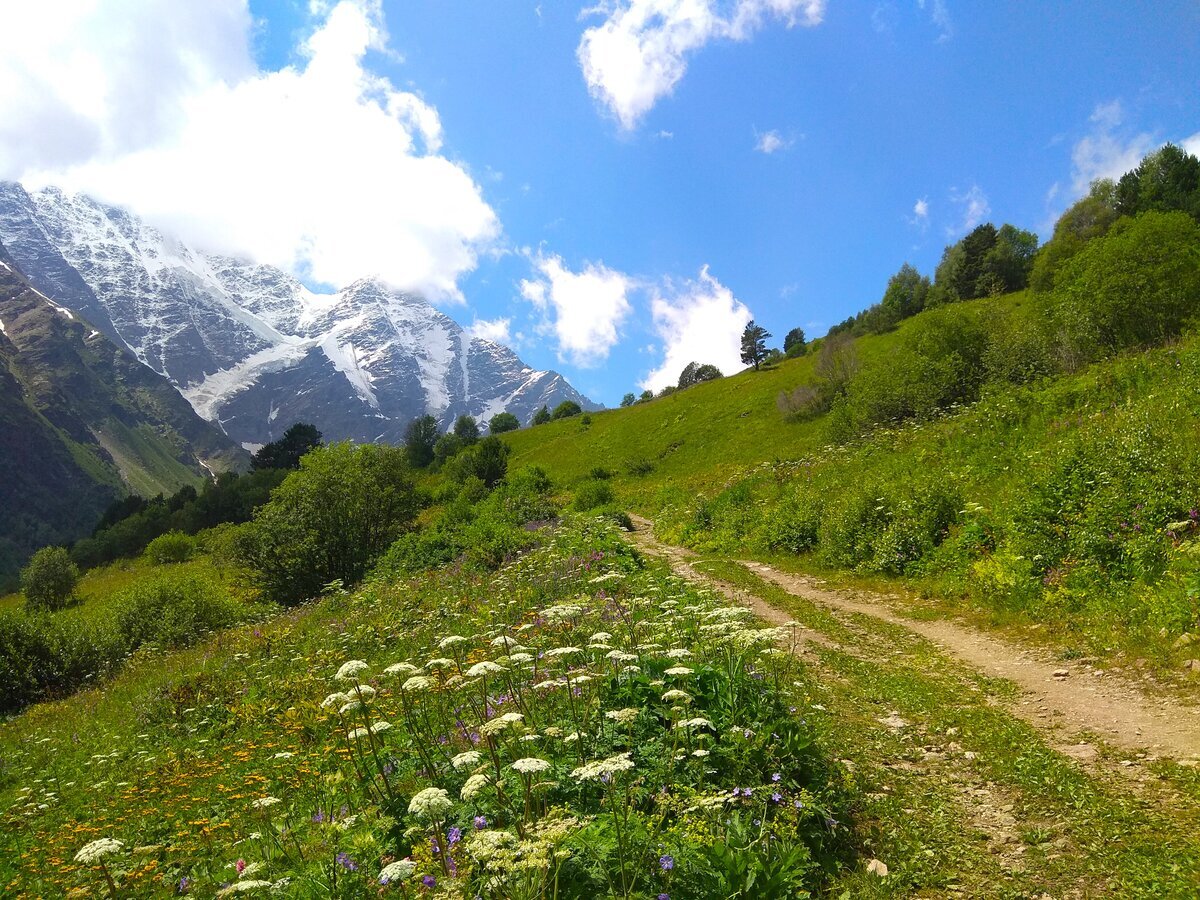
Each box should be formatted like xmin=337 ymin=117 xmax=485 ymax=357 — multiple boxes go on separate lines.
xmin=3 ymin=1 xmax=1199 ymax=405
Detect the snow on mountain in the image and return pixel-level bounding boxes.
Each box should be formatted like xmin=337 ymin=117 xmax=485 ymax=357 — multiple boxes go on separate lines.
xmin=0 ymin=183 xmax=597 ymax=446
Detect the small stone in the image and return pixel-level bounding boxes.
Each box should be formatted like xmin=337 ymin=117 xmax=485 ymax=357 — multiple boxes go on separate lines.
xmin=1173 ymin=633 xmax=1195 ymax=650
xmin=1052 ymin=669 xmax=1069 ymax=678
xmin=1183 ymin=659 xmax=1200 ymax=673
xmin=866 ymin=859 xmax=889 ymax=877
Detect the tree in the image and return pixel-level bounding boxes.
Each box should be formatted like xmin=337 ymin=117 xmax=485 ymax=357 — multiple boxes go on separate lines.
xmin=1030 ymin=179 xmax=1119 ymax=291
xmin=403 ymin=414 xmax=440 ymax=468
xmin=740 ymin=321 xmax=772 ymax=370
xmin=238 ymin=443 xmax=420 ymax=603
xmin=488 ymin=412 xmax=520 ymax=434
xmin=453 ymin=414 xmax=480 ymax=444
xmin=433 ymin=432 xmax=463 ymax=466
xmin=620 ymin=393 xmax=636 ymax=407
xmin=21 ymin=546 xmax=79 ymax=611
xmin=251 ymin=423 xmax=323 ymax=471
xmin=878 ymin=264 xmax=931 ymax=327
xmin=1116 ymin=143 xmax=1200 ymax=221
xmin=551 ymin=400 xmax=583 ymax=420
xmin=783 ymin=327 xmax=807 ymax=356
xmin=444 ymin=436 xmax=510 ymax=488
xmin=532 ymin=405 xmax=551 ymax=425
xmin=638 ymin=390 xmax=653 ymax=403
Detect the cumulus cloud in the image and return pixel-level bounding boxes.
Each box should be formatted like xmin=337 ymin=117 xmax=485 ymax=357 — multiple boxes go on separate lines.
xmin=640 ymin=266 xmax=753 ymax=392
xmin=467 ymin=317 xmax=513 ymax=345
xmin=519 ymin=251 xmax=633 ymax=367
xmin=946 ymin=184 xmax=989 ymax=236
xmin=2 ymin=0 xmax=499 ymax=301
xmin=1069 ymin=100 xmax=1155 ymax=196
xmin=1185 ymin=132 xmax=1200 ymax=158
xmin=578 ymin=0 xmax=826 ymax=130
xmin=754 ymin=129 xmax=791 ymax=154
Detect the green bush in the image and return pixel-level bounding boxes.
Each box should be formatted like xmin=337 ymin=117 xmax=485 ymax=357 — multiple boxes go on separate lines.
xmin=0 ymin=610 xmax=123 ymax=713
xmin=114 ymin=572 xmax=247 ymax=649
xmin=552 ymin=400 xmax=583 ymax=420
xmin=238 ymin=443 xmax=421 ymax=604
xmin=21 ymin=546 xmax=79 ymax=611
xmin=624 ymin=455 xmax=655 ymax=476
xmin=573 ymin=479 xmax=615 ymax=511
xmin=763 ymin=489 xmax=824 ymax=553
xmin=145 ymin=530 xmax=197 ymax=564
xmin=372 ymin=530 xmax=464 ymax=579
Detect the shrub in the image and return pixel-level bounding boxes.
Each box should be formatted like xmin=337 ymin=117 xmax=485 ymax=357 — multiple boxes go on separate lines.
xmin=488 ymin=412 xmax=520 ymax=434
xmin=0 ymin=610 xmax=123 ymax=713
xmin=590 ymin=466 xmax=614 ymax=480
xmin=573 ymin=479 xmax=615 ymax=511
xmin=763 ymin=490 xmax=823 ymax=553
xmin=115 ymin=572 xmax=247 ymax=649
xmin=443 ymin=436 xmax=510 ymax=488
xmin=21 ymin=546 xmax=79 ymax=611
xmin=145 ymin=530 xmax=196 ymax=565
xmin=372 ymin=530 xmax=464 ymax=579
xmin=552 ymin=400 xmax=583 ymax=420
xmin=239 ymin=443 xmax=421 ymax=603
xmin=624 ymin=456 xmax=655 ymax=476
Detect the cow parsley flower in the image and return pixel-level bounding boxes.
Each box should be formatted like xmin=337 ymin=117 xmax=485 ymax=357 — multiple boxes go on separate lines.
xmin=480 ymin=712 xmax=525 ymax=735
xmin=438 ymin=636 xmax=468 ymax=649
xmin=604 ymin=708 xmax=641 ymax=725
xmin=348 ymin=727 xmax=370 ymax=741
xmin=507 ymin=652 xmax=534 ymax=664
xmin=352 ymin=684 xmax=376 ymax=700
xmin=451 ymin=751 xmax=482 ymax=770
xmin=664 ymin=648 xmax=691 ymax=659
xmin=466 ymin=661 xmax=507 ymax=678
xmin=384 ymin=662 xmax=420 ymax=676
xmin=571 ymin=752 xmax=635 ymax=782
xmin=379 ymin=859 xmax=416 ymax=884
xmin=661 ymin=690 xmax=692 ymax=703
xmin=664 ymin=666 xmax=693 ymax=676
xmin=591 ymin=631 xmax=613 ymax=642
xmin=606 ymin=650 xmax=638 ymax=663
xmin=216 ymin=880 xmax=274 ymax=895
xmin=250 ymin=797 xmax=281 ymax=810
xmin=460 ymin=774 xmax=490 ymax=801
xmin=335 ymin=660 xmax=369 ymax=681
xmin=408 ymin=787 xmax=452 ymax=820
xmin=425 ymin=658 xmax=454 ymax=670
xmin=402 ymin=675 xmax=435 ymax=692
xmin=370 ymin=720 xmax=391 ymax=735
xmin=74 ymin=838 xmax=124 ymax=864
xmin=321 ymin=692 xmax=350 ymax=709
xmin=545 ymin=646 xmax=582 ymax=658
xmin=511 ymin=757 xmax=551 ymax=775
xmin=338 ymin=700 xmax=361 ymax=715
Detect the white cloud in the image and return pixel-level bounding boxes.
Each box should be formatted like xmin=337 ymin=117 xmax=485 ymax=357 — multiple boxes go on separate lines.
xmin=1184 ymin=132 xmax=1200 ymax=157
xmin=913 ymin=198 xmax=929 ymax=219
xmin=754 ymin=129 xmax=790 ymax=154
xmin=640 ymin=266 xmax=753 ymax=392
xmin=1070 ymin=100 xmax=1155 ymax=196
xmin=577 ymin=0 xmax=826 ymax=130
xmin=946 ymin=184 xmax=989 ymax=236
xmin=2 ymin=1 xmax=499 ymax=302
xmin=916 ymin=0 xmax=953 ymax=42
xmin=467 ymin=317 xmax=513 ymax=345
xmin=519 ymin=251 xmax=633 ymax=367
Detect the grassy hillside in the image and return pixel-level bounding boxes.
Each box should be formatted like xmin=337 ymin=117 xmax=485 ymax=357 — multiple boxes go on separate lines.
xmin=502 ymin=290 xmax=1200 ymax=671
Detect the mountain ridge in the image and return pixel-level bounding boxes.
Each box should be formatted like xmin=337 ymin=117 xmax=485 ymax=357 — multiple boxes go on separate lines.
xmin=0 ymin=183 xmax=597 ymax=448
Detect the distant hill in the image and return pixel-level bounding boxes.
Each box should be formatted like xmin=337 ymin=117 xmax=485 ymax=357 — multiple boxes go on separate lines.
xmin=0 ymin=183 xmax=597 ymax=448
xmin=0 ymin=246 xmax=248 ymax=586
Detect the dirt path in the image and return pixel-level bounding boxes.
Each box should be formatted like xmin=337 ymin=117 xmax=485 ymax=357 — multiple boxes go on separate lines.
xmin=628 ymin=515 xmax=1200 ymax=761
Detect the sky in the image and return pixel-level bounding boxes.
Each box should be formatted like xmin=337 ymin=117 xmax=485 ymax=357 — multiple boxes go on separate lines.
xmin=1 ymin=1 xmax=1198 ymax=405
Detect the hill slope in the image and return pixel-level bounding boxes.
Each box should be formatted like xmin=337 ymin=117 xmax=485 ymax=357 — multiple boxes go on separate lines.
xmin=0 ymin=247 xmax=248 ymax=584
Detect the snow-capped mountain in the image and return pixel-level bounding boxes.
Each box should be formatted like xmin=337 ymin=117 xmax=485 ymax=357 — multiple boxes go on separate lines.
xmin=0 ymin=182 xmax=596 ymax=447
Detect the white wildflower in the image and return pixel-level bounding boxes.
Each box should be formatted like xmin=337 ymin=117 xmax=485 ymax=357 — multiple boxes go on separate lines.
xmin=379 ymin=859 xmax=416 ymax=883
xmin=661 ymin=689 xmax=692 ymax=703
xmin=591 ymin=631 xmax=613 ymax=642
xmin=692 ymin=748 xmax=711 ymax=757
xmin=480 ymin=712 xmax=525 ymax=735
xmin=605 ymin=708 xmax=641 ymax=725
xmin=511 ymin=757 xmax=552 ymax=775
xmin=545 ymin=646 xmax=582 ymax=658
xmin=348 ymin=727 xmax=370 ymax=740
xmin=370 ymin=721 xmax=392 ymax=735
xmin=402 ymin=675 xmax=436 ymax=692
xmin=335 ymin=660 xmax=369 ymax=681
xmin=451 ymin=751 xmax=482 ymax=770
xmin=664 ymin=648 xmax=691 ymax=659
xmin=216 ymin=880 xmax=274 ymax=895
xmin=606 ymin=650 xmax=638 ymax=663
xmin=507 ymin=652 xmax=535 ymax=664
xmin=664 ymin=666 xmax=693 ymax=676
xmin=74 ymin=838 xmax=124 ymax=864
xmin=321 ymin=692 xmax=350 ymax=709
xmin=490 ymin=636 xmax=519 ymax=650
xmin=408 ymin=787 xmax=453 ymax=819
xmin=460 ymin=773 xmax=491 ymax=800
xmin=571 ymin=752 xmax=635 ymax=782
xmin=466 ymin=661 xmax=507 ymax=677
xmin=384 ymin=662 xmax=420 ymax=676
xmin=272 ymin=752 xmax=295 ymax=760
xmin=438 ymin=636 xmax=468 ymax=649
xmin=338 ymin=700 xmax=362 ymax=715
xmin=425 ymin=658 xmax=454 ymax=670
xmin=675 ymin=717 xmax=712 ymax=730
xmin=250 ymin=797 xmax=281 ymax=810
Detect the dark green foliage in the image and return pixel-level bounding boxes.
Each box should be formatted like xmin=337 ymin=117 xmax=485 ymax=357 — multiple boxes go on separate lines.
xmin=404 ymin=414 xmax=440 ymax=467
xmin=144 ymin=530 xmax=196 ymax=564
xmin=114 ymin=571 xmax=244 ymax=650
xmin=453 ymin=414 xmax=481 ymax=444
xmin=678 ymin=361 xmax=723 ymax=388
xmin=552 ymin=400 xmax=583 ymax=420
xmin=932 ymin=222 xmax=1039 ymax=304
xmin=777 ymin=333 xmax=858 ymax=421
xmin=238 ymin=443 xmax=421 ymax=603
xmin=740 ymin=321 xmax=771 ymax=370
xmin=590 ymin=466 xmax=614 ymax=479
xmin=573 ymin=479 xmax=615 ymax=511
xmin=1115 ymin=143 xmax=1200 ymax=221
xmin=532 ymin=405 xmax=552 ymax=425
xmin=250 ymin=422 xmax=322 ymax=471
xmin=488 ymin=411 xmax=520 ymax=434
xmin=620 ymin=392 xmax=637 ymax=407
xmin=624 ymin=455 xmax=656 ymax=476
xmin=638 ymin=390 xmax=654 ymax=403
xmin=783 ymin=327 xmax=807 ymax=356
xmin=433 ymin=432 xmax=464 ymax=466
xmin=443 ymin=436 xmax=511 ymax=488
xmin=74 ymin=468 xmax=286 ymax=568
xmin=20 ymin=546 xmax=79 ymax=611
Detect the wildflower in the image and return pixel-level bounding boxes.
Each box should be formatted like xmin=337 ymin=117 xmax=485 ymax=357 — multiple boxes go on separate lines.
xmin=466 ymin=661 xmax=507 ymax=677
xmin=771 ymin=772 xmax=782 ymax=782
xmin=480 ymin=712 xmax=524 ymax=735
xmin=661 ymin=689 xmax=692 ymax=703
xmin=664 ymin=666 xmax=693 ymax=676
xmin=438 ymin=636 xmax=468 ymax=649
xmin=402 ymin=675 xmax=436 ymax=692
xmin=473 ymin=815 xmax=488 ymax=829
xmin=771 ymin=792 xmax=783 ymax=803
xmin=216 ymin=880 xmax=274 ymax=895
xmin=384 ymin=662 xmax=420 ymax=676
xmin=591 ymin=631 xmax=613 ymax=642
xmin=423 ymin=875 xmax=437 ymax=888
xmin=75 ymin=838 xmax=124 ymax=864
xmin=178 ymin=876 xmax=190 ymax=894
xmin=605 ymin=707 xmax=641 ymax=725
xmin=335 ymin=660 xmax=369 ymax=681
xmin=236 ymin=859 xmax=247 ymax=875
xmin=659 ymin=854 xmax=674 ymax=871
xmin=379 ymin=859 xmax=416 ymax=884
xmin=507 ymin=652 xmax=534 ymax=664
xmin=336 ymin=851 xmax=358 ymax=871
xmin=490 ymin=635 xmax=520 ymax=650
xmin=545 ymin=646 xmax=582 ymax=658
xmin=571 ymin=752 xmax=635 ymax=782
xmin=691 ymin=749 xmax=710 ymax=757
xmin=348 ymin=727 xmax=370 ymax=740
xmin=675 ymin=717 xmax=712 ymax=730
xmin=511 ymin=757 xmax=551 ymax=774
xmin=664 ymin=648 xmax=691 ymax=658
xmin=371 ymin=720 xmax=392 ymax=735
xmin=353 ymin=684 xmax=377 ymax=700
xmin=451 ymin=750 xmax=482 ymax=770
xmin=658 ymin=895 xmax=670 ymax=900
xmin=339 ymin=700 xmax=362 ymax=715
xmin=425 ymin=657 xmax=454 ymax=670
xmin=460 ymin=774 xmax=490 ymax=801
xmin=408 ymin=787 xmax=453 ymax=820
xmin=321 ymin=692 xmax=350 ymax=709
xmin=606 ymin=650 xmax=638 ymax=663
xmin=272 ymin=752 xmax=295 ymax=759
xmin=568 ymin=674 xmax=593 ymax=685
xmin=250 ymin=797 xmax=281 ymax=810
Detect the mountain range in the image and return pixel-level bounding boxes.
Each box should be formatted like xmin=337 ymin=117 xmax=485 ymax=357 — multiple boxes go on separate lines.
xmin=0 ymin=244 xmax=248 ymax=583
xmin=0 ymin=182 xmax=596 ymax=450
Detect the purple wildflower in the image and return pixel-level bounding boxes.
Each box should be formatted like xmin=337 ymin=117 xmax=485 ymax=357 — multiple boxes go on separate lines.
xmin=473 ymin=815 xmax=488 ymax=830
xmin=423 ymin=874 xmax=437 ymax=888
xmin=771 ymin=792 xmax=782 ymax=803
xmin=178 ymin=876 xmax=190 ymax=894
xmin=447 ymin=827 xmax=462 ymax=846
xmin=771 ymin=773 xmax=781 ymax=782
xmin=336 ymin=851 xmax=358 ymax=871
xmin=659 ymin=854 xmax=674 ymax=871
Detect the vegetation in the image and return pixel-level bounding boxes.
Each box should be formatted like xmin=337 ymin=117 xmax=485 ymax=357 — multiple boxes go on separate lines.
xmin=404 ymin=414 xmax=440 ymax=468
xmin=250 ymin=422 xmax=323 ymax=470
xmin=739 ymin=321 xmax=771 ymax=370
xmin=19 ymin=546 xmax=79 ymax=612
xmin=488 ymin=411 xmax=521 ymax=434
xmin=551 ymin=400 xmax=584 ymax=420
